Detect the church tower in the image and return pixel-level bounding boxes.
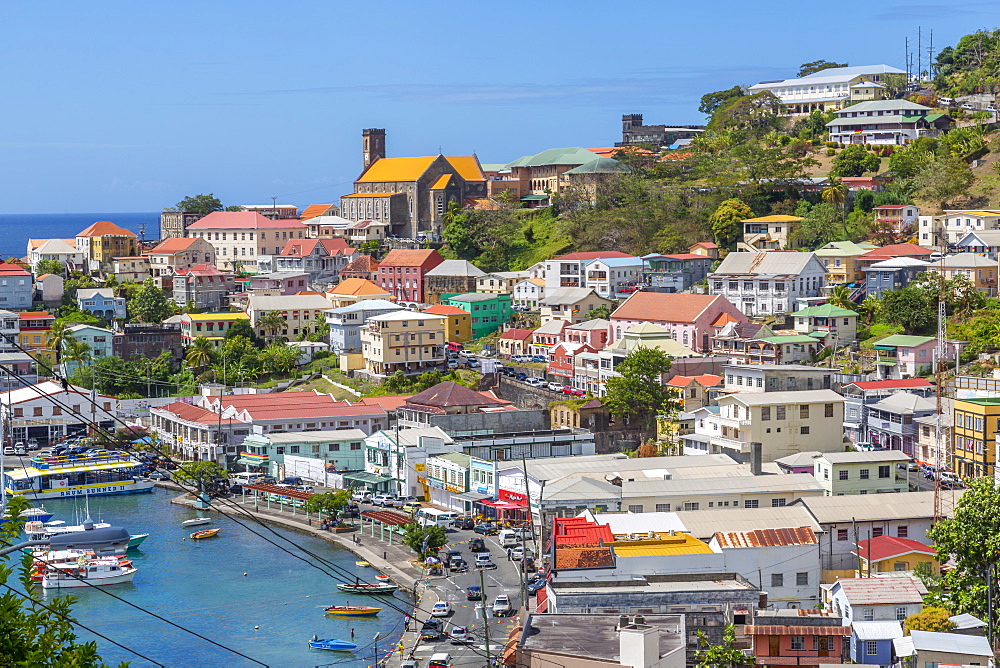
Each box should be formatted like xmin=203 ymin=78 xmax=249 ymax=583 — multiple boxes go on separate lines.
xmin=362 ymin=128 xmax=386 ymax=171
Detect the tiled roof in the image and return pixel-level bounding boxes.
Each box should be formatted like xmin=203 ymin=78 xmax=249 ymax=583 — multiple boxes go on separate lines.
xmin=862 ymin=243 xmax=934 ymax=258
xmin=76 ymin=221 xmax=137 ymax=238
xmin=746 ymin=625 xmax=851 ymax=636
xmin=423 ymin=305 xmax=469 ymax=316
xmin=187 ymin=212 xmax=306 ymax=230
xmin=175 ymin=264 xmax=229 ymax=277
xmin=712 ymin=312 xmax=741 ymax=327
xmin=341 ymin=254 xmax=380 ymax=274
xmin=498 ymin=328 xmax=533 ymax=341
xmin=380 ymin=248 xmax=443 ymax=268
xmin=300 ymin=204 xmax=335 ymax=219
xmin=148 ymin=237 xmax=201 ymax=254
xmin=355 ymin=395 xmax=412 ymax=412
xmin=406 ymin=381 xmax=509 ymax=408
xmin=0 ymin=263 xmax=30 ymax=276
xmin=553 ymin=546 xmax=616 ymax=569
xmin=834 ymin=575 xmax=927 ymax=605
xmin=854 ymin=535 xmax=935 ymax=562
xmin=157 ymin=401 xmax=221 ymax=425
xmin=327 ymin=278 xmax=390 ymax=296
xmin=713 ymin=527 xmax=818 ymax=548
xmin=612 ymin=292 xmax=730 ymax=324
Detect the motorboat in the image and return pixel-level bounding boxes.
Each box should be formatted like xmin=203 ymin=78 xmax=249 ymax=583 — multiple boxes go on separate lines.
xmin=307 ymin=637 xmax=357 ymax=651
xmin=335 ymin=582 xmax=398 ymax=594
xmin=190 ymin=528 xmax=220 ymax=540
xmin=36 ymin=553 xmax=137 ymax=589
xmin=324 ymin=605 xmax=381 ymax=617
xmin=182 ymin=517 xmax=212 ymax=527
xmin=355 ymin=560 xmax=371 ymax=567
xmin=23 ymin=520 xmax=148 ymax=553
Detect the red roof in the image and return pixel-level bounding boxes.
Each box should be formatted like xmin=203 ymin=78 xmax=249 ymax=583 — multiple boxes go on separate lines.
xmin=18 ymin=312 xmax=53 ymax=320
xmin=278 ymin=237 xmax=353 ymax=257
xmin=423 ymin=305 xmax=470 ymax=316
xmin=862 ymin=243 xmax=934 ymax=258
xmin=380 ymin=248 xmax=445 ymax=268
xmin=341 ymin=254 xmax=380 ymax=273
xmin=854 ymin=535 xmax=935 ymax=562
xmin=691 ymin=241 xmax=718 ymax=249
xmin=76 ymin=221 xmax=138 ymax=238
xmin=0 ymin=263 xmax=30 ymax=276
xmin=149 ymin=237 xmax=202 ymax=254
xmin=187 ymin=212 xmax=307 ymax=230
xmin=662 ymin=253 xmax=707 ymax=260
xmin=846 ymin=378 xmax=934 ymax=391
xmin=355 ymin=395 xmax=412 ymax=412
xmin=552 ymin=251 xmax=632 ymax=261
xmin=157 ymin=402 xmax=221 ymax=425
xmin=498 ymin=328 xmax=533 ymax=341
xmin=613 ymin=292 xmax=744 ymax=325
xmin=300 ymin=204 xmax=335 ymax=220
xmin=666 ymin=373 xmax=723 ymax=388
xmin=175 ymin=264 xmax=229 ymax=277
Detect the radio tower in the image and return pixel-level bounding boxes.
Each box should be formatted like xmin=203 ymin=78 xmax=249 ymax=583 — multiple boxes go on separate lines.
xmin=933 ymin=278 xmax=953 ymax=523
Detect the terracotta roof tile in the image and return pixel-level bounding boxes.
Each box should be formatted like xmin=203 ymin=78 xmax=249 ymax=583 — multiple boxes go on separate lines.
xmin=423 ymin=305 xmax=470 ymax=316
xmin=406 ymin=381 xmax=509 ymax=408
xmin=76 ymin=221 xmax=137 ymax=238
xmin=327 ymin=278 xmax=391 ymax=296
xmin=149 ymin=238 xmax=202 ymax=253
xmin=498 ymin=328 xmax=533 ymax=340
xmin=380 ymin=248 xmax=444 ymax=268
xmin=341 ymin=254 xmax=380 ymax=273
xmin=612 ymin=292 xmax=734 ymax=324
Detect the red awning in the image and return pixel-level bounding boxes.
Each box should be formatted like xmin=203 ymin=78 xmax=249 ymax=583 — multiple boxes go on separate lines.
xmin=484 ymin=501 xmax=526 ymax=510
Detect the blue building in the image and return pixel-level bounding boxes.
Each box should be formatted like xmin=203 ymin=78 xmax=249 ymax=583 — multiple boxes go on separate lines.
xmin=864 ymin=257 xmax=930 ymax=299
xmin=77 ymin=288 xmax=127 ymax=320
xmin=640 ymin=253 xmax=714 ymax=292
xmin=851 ymin=621 xmax=903 ymax=666
xmin=0 ymin=263 xmax=33 ymax=310
xmin=64 ymin=324 xmax=113 ymax=376
xmin=324 ymin=299 xmax=402 ymax=355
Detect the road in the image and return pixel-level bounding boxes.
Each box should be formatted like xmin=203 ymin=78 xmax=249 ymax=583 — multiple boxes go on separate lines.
xmin=410 ymin=528 xmax=532 ymax=667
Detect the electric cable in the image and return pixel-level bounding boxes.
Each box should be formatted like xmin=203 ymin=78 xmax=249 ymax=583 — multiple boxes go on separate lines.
xmin=0 ymin=582 xmax=167 ymax=667
xmin=0 ymin=360 xmax=501 ymax=662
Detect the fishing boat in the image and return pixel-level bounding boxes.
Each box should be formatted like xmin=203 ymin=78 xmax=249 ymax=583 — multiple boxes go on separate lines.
xmin=335 ymin=582 xmax=398 ymax=594
xmin=182 ymin=517 xmax=212 ymax=527
xmin=36 ymin=553 xmax=137 ymax=589
xmin=190 ymin=528 xmax=220 ymax=540
xmin=374 ymin=574 xmax=391 ymax=582
xmin=324 ymin=605 xmax=382 ymax=617
xmin=355 ymin=560 xmax=371 ymax=567
xmin=23 ymin=521 xmax=148 ymax=553
xmin=307 ymin=636 xmax=357 ymax=651
xmin=2 ymin=451 xmax=154 ymax=500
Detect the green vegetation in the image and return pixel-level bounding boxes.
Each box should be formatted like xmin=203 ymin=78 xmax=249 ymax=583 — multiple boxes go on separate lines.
xmin=165 ymin=193 xmax=241 ymax=214
xmin=402 ymin=522 xmax=448 ymax=559
xmin=694 ymin=624 xmax=753 ymax=668
xmin=934 ymin=29 xmax=1000 ymax=96
xmin=603 ymin=347 xmax=679 ymax=433
xmin=130 ymin=277 xmax=175 ymax=323
xmin=35 ymin=258 xmax=65 ymax=276
xmin=903 ymin=607 xmax=957 ymax=634
xmin=304 ymin=490 xmax=351 ymax=523
xmin=798 ymin=59 xmax=848 ymax=77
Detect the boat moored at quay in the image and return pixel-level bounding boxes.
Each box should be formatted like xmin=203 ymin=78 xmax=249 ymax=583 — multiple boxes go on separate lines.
xmin=2 ymin=451 xmax=155 ymax=500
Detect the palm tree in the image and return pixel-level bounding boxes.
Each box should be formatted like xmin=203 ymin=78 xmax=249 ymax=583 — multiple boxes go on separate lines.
xmin=821 ymin=180 xmax=848 ymax=237
xmin=61 ymin=337 xmax=92 ymax=378
xmin=859 ymin=295 xmax=884 ymax=327
xmin=826 ymin=284 xmax=857 ymax=311
xmin=47 ymin=320 xmax=70 ymax=367
xmin=258 ymin=311 xmax=286 ymax=343
xmin=185 ymin=337 xmax=215 ymax=373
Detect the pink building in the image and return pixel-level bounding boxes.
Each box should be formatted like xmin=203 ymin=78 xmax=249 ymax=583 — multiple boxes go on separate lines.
xmin=377 ymin=248 xmax=444 ymax=303
xmin=873 ymin=334 xmax=963 ymax=380
xmin=563 ymin=318 xmax=610 ymax=350
xmin=248 ymin=272 xmax=309 ymax=295
xmin=530 ymin=319 xmax=568 ymax=357
xmin=610 ymin=292 xmax=747 ymax=352
xmin=548 ymin=341 xmax=596 ymax=380
xmin=746 ymin=610 xmax=850 ymax=667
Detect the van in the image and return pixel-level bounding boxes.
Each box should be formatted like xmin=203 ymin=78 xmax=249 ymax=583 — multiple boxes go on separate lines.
xmin=428 ymin=653 xmax=452 ymax=668
xmin=498 ymin=530 xmax=519 ymax=548
xmin=416 ymin=508 xmax=459 ymax=529
xmin=231 ymin=472 xmax=263 ymax=486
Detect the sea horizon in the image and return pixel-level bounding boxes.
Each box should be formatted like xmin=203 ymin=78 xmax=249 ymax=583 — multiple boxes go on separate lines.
xmin=0 ymin=212 xmax=161 ymax=259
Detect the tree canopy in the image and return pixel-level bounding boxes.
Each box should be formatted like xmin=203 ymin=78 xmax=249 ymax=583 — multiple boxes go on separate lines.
xmin=603 ymin=347 xmax=679 ymax=432
xmin=709 ymin=198 xmax=752 ymax=249
xmin=402 ymin=522 xmax=448 ymax=559
xmin=130 ymin=277 xmax=175 ymax=323
xmin=830 ymin=145 xmax=880 ymax=178
xmin=698 ymin=85 xmax=746 ymax=117
xmin=904 ymin=607 xmax=957 ymax=635
xmin=170 ymin=193 xmax=225 ymax=215
xmin=798 ymin=60 xmax=848 ymax=77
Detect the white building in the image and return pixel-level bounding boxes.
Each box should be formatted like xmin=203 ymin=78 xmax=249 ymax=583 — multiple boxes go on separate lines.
xmin=363 ymin=426 xmax=454 ymax=497
xmin=941 ymin=209 xmax=1000 ymax=244
xmin=828 ymin=575 xmax=926 ymax=624
xmin=748 ymin=64 xmax=905 ymax=115
xmin=709 ymin=528 xmax=821 ymax=609
xmin=709 ymin=252 xmax=826 ymax=317
xmin=582 ymin=256 xmax=645 ymax=298
xmin=826 ymin=99 xmax=941 ymax=146
xmin=27 ymin=239 xmax=85 ymax=273
xmin=511 ymin=278 xmax=545 ymax=309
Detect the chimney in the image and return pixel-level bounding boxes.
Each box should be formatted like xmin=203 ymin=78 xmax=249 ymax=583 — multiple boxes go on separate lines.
xmin=633 ymin=614 xmax=645 ymax=626
xmin=749 ymin=442 xmax=762 ymax=476
xmin=759 ymin=592 xmax=769 ymax=609
xmin=618 ymin=614 xmax=629 ymax=630
xmin=619 ymin=621 xmax=659 ymax=668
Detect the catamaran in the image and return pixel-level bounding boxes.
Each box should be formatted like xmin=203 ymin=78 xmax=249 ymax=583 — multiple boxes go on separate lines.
xmin=2 ymin=451 xmax=154 ymax=500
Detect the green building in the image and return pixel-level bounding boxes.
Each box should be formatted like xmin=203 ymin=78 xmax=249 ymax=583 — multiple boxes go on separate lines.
xmin=238 ymin=429 xmax=368 ymax=477
xmin=442 ymin=292 xmax=512 ymax=339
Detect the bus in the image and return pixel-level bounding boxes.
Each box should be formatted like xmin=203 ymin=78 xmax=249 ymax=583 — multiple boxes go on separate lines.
xmin=416 ymin=508 xmax=459 ymax=529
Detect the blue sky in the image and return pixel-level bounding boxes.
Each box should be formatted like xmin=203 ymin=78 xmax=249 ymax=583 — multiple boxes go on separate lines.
xmin=1 ymin=0 xmax=994 ymax=212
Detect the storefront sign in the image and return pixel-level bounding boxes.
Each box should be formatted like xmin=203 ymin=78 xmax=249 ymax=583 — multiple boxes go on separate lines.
xmin=428 ymin=479 xmax=445 ymax=489
xmin=446 ymin=484 xmax=462 ymax=493
xmin=475 ymin=486 xmax=490 ymax=494
xmin=500 ymin=490 xmax=527 ymax=502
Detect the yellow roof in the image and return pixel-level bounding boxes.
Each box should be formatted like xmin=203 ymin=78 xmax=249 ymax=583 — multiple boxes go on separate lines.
xmin=949 ymin=210 xmax=1000 ymax=217
xmin=742 ymin=215 xmax=804 ymax=223
xmin=184 ymin=312 xmax=250 ymax=321
xmin=430 ymin=173 xmax=452 ymax=189
xmin=444 ymin=156 xmax=485 ymax=181
xmin=357 ymin=157 xmax=437 ymax=183
xmin=612 ymin=534 xmax=713 ymax=557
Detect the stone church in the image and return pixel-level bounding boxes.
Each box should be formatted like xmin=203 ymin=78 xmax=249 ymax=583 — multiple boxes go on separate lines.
xmin=340 ymin=129 xmax=486 ymax=238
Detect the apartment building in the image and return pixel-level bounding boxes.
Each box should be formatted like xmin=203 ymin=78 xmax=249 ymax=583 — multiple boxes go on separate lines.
xmin=75 ymin=221 xmax=138 ymax=273
xmin=172 ymin=264 xmax=235 ymax=310
xmin=178 ymin=312 xmax=251 ymax=347
xmin=185 ymin=211 xmax=307 ymax=272
xmin=813 ymin=451 xmax=909 ymax=496
xmin=360 ymin=311 xmax=447 ymax=376
xmin=0 ymin=263 xmax=33 ymax=310
xmin=376 ymin=248 xmax=444 ymax=303
xmin=952 ymin=396 xmax=1000 ymax=479
xmin=325 ymin=299 xmax=403 ymax=355
xmin=742 ymin=215 xmax=805 ymax=250
xmin=246 ymin=293 xmax=333 ymax=340
xmin=146 ymin=236 xmax=217 ymax=277
xmin=710 ymin=252 xmax=827 ymax=317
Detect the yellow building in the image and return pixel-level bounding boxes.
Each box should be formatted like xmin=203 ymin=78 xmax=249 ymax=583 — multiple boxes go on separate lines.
xmin=109 ymin=256 xmax=151 ymax=283
xmin=179 ymin=312 xmax=251 ymax=347
xmin=18 ymin=312 xmax=55 ymax=367
xmin=926 ymin=254 xmax=997 ymax=291
xmin=361 ymin=311 xmax=446 ymax=376
xmin=75 ymin=221 xmax=138 ymax=272
xmin=815 ymin=241 xmax=876 ymax=285
xmin=422 ymin=305 xmax=471 ymax=343
xmin=953 ymin=397 xmax=1000 ymax=478
xmin=742 ymin=215 xmax=805 ymax=250
xmin=855 ymin=535 xmax=938 ymax=577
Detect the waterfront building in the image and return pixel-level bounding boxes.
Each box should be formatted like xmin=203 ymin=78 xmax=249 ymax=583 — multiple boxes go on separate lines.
xmin=75 ymin=221 xmax=138 ymax=273
xmin=239 ymin=429 xmax=369 ymax=474
xmin=0 ymin=380 xmax=116 ymax=445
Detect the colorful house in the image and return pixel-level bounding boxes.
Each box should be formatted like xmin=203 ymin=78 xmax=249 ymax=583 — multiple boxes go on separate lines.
xmin=872 ymin=334 xmax=959 ymax=380
xmin=610 ymin=292 xmax=747 ymax=352
xmin=442 ymin=292 xmax=511 ymax=338
xmin=855 ymin=535 xmax=937 ymax=577
xmin=952 ymin=396 xmax=1000 ymax=479
xmin=423 ymin=304 xmax=472 ymax=343
xmin=377 ymin=248 xmax=445 ymax=303
xmin=496 ymin=328 xmax=533 ymax=358
xmin=850 ymin=621 xmax=903 ymax=666
xmin=179 ymin=312 xmax=251 ymax=347
xmin=745 ymin=609 xmax=850 ymax=668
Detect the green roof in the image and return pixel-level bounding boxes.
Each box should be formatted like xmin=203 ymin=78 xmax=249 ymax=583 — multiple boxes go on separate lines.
xmin=504 ymin=147 xmax=597 ymax=169
xmin=758 ymin=335 xmax=821 ymax=344
xmin=564 ymin=157 xmax=631 ymax=175
xmin=874 ymin=334 xmax=935 ymax=348
xmin=958 ymin=397 xmax=1000 ymax=406
xmin=446 ymin=292 xmax=508 ymax=303
xmin=436 ymin=452 xmax=472 ymax=467
xmin=815 ymin=241 xmax=873 ymax=256
xmin=521 ymin=194 xmax=548 ymax=201
xmin=479 ymin=163 xmax=507 ymax=172
xmin=792 ymin=304 xmax=859 ymax=317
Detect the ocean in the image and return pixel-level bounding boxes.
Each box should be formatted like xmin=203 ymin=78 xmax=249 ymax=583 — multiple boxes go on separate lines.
xmin=0 ymin=212 xmax=161 ymax=259
xmin=15 ymin=489 xmax=407 ymax=667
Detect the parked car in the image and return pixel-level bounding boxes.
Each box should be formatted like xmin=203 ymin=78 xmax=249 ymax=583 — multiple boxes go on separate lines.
xmin=547 ymin=382 xmax=563 ymax=392
xmin=524 ymin=377 xmax=545 ymax=387
xmin=511 ymin=526 xmax=532 ymax=539
xmin=147 ymin=470 xmax=171 ymax=481
xmin=401 ymin=501 xmax=423 ymax=514
xmin=530 ymin=355 xmax=547 ymax=363
xmin=510 ymin=355 xmax=529 ymax=363
xmin=430 ymin=601 xmax=452 ymax=617
xmin=371 ymin=494 xmax=400 ymax=507
xmin=508 ymin=545 xmax=529 ymax=561
xmin=465 ymin=358 xmax=480 ymax=368
xmin=561 ymin=386 xmax=585 ymax=397
xmin=511 ymin=372 xmax=528 ymax=381
xmin=2 ymin=445 xmax=15 ymax=456
xmin=36 ymin=449 xmax=55 ymax=458
xmin=14 ymin=442 xmax=27 ymax=456
xmin=280 ymin=476 xmax=303 ymax=486
xmin=449 ymin=626 xmax=472 ymax=645
xmin=527 ymin=577 xmax=546 ymax=595
xmin=352 ymin=490 xmax=374 ymax=503
xmin=466 ymin=585 xmax=482 ymax=600
xmin=469 ymin=537 xmax=487 ymax=552
xmin=474 ymin=523 xmax=499 ymax=535
xmin=491 ymin=595 xmax=512 ymax=617
xmin=27 ymin=438 xmax=39 ymax=450
xmin=340 ymin=504 xmax=361 ymax=518
xmin=452 ymin=516 xmax=475 ymax=530
xmin=521 ymin=556 xmax=537 ymax=572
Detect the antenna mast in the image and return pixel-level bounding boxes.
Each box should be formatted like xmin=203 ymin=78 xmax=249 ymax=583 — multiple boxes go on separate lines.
xmin=933 ymin=268 xmax=952 ymax=523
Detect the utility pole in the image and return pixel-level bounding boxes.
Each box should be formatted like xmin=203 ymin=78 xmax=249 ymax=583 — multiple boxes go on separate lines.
xmin=479 ymin=566 xmax=492 ymax=666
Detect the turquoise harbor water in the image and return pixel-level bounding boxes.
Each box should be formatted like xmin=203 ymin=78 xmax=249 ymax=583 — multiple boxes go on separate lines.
xmin=19 ymin=489 xmax=407 ymax=667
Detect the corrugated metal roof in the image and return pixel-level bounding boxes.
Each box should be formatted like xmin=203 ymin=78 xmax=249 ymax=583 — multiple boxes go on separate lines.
xmin=612 ymin=534 xmax=714 ymax=557
xmin=852 ymin=621 xmax=904 ymax=640
xmin=746 ymin=625 xmax=851 ymax=636
xmin=909 ymin=630 xmax=992 ymax=656
xmin=713 ymin=527 xmax=818 ymax=548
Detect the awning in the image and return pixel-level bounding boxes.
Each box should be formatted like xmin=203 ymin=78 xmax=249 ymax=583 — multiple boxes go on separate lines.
xmin=484 ymin=501 xmax=526 ymax=510
xmin=454 ymin=491 xmax=492 ymax=503
xmin=236 ymin=457 xmax=268 ymax=467
xmin=520 ymin=194 xmax=548 ymax=201
xmin=343 ymin=472 xmax=392 ymax=485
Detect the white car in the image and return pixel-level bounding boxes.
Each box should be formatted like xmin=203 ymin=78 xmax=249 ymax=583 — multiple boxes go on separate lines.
xmin=524 ymin=377 xmax=545 ymax=387
xmin=371 ymin=494 xmax=399 ymax=507
xmin=492 ymin=595 xmax=512 ymax=616
xmin=449 ymin=626 xmax=472 ymax=644
xmin=351 ymin=491 xmax=374 ymax=503
xmin=547 ymin=382 xmax=563 ymax=392
xmin=2 ymin=445 xmax=14 ymax=456
xmin=430 ymin=600 xmax=452 ymax=617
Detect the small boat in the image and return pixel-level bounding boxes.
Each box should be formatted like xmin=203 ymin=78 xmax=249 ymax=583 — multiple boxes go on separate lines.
xmin=128 ymin=533 xmax=150 ymax=550
xmin=182 ymin=517 xmax=212 ymax=527
xmin=355 ymin=560 xmax=371 ymax=567
xmin=336 ymin=582 xmax=398 ymax=594
xmin=308 ymin=636 xmax=357 ymax=652
xmin=374 ymin=574 xmax=391 ymax=582
xmin=324 ymin=605 xmax=382 ymax=617
xmin=190 ymin=528 xmax=220 ymax=540
xmin=23 ymin=521 xmax=147 ymax=554
xmin=36 ymin=554 xmax=137 ymax=589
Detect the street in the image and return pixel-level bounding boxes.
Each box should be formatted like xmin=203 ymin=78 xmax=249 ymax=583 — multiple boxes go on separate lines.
xmin=409 ymin=528 xmax=533 ymax=667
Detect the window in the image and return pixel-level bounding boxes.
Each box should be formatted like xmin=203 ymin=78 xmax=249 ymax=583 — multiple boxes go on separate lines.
xmin=897 ymin=526 xmax=908 ymax=538
xmin=772 ymin=498 xmax=786 ymax=507
xmin=838 ymin=470 xmax=849 ymax=480
xmin=328 ymin=444 xmax=340 ymax=452
xmin=761 ymin=406 xmax=770 ymax=421
xmin=655 ymin=503 xmax=671 ymax=512
xmin=789 ymin=635 xmax=804 ymax=650
xmin=866 ymin=640 xmax=879 ymax=656
xmin=800 ymin=426 xmax=810 ymax=435
xmin=800 ymin=405 xmax=809 ymax=419
xmin=825 ymin=403 xmax=834 ymax=417
xmin=776 ymin=406 xmax=786 ymax=420
xmin=863 ymin=608 xmax=874 ymax=621
xmin=878 ymin=465 xmax=890 ymax=479
xmin=872 ymin=527 xmax=884 ymax=537
xmin=896 ymin=607 xmax=908 ymax=621
xmin=837 ymin=529 xmax=849 ymax=541
xmin=796 ymin=572 xmax=809 ymax=586
xmin=628 ymin=505 xmax=643 ymax=513
xmin=745 ymin=499 xmax=759 ymax=509
xmin=683 ymin=502 xmax=699 ymax=511
xmin=860 ymin=468 xmax=870 ymax=479
xmin=771 ymin=573 xmax=784 ymax=587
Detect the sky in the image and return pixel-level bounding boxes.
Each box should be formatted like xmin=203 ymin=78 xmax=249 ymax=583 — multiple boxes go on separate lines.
xmin=1 ymin=0 xmax=996 ymax=213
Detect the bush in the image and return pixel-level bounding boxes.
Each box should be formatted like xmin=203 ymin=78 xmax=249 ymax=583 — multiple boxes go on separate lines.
xmin=827 ymin=148 xmax=836 ymax=156
xmin=825 ymin=141 xmax=837 ymax=148
xmin=312 ymin=351 xmax=331 ymax=360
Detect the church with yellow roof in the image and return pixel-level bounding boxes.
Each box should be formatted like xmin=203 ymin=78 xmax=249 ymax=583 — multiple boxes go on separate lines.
xmin=340 ymin=129 xmax=486 ymax=238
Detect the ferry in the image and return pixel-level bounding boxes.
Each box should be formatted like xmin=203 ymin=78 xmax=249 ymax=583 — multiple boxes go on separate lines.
xmin=2 ymin=451 xmax=155 ymax=501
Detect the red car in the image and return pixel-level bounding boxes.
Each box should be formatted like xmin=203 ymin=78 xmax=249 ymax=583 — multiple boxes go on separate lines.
xmin=561 ymin=386 xmax=585 ymax=397
xmin=619 ymin=286 xmax=640 ymax=293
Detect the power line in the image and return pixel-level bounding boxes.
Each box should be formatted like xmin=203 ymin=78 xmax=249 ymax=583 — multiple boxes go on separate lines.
xmin=0 ymin=582 xmax=167 ymax=666
xmin=0 ymin=359 xmax=500 ymax=663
